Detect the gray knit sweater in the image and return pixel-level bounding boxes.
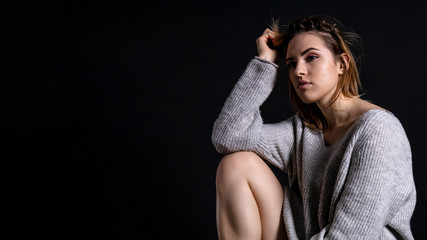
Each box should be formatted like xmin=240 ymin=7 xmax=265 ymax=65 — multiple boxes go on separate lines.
xmin=212 ymin=57 xmax=416 ymax=239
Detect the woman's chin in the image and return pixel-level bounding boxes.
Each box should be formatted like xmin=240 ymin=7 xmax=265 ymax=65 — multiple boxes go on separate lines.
xmin=298 ymin=95 xmax=316 ymax=104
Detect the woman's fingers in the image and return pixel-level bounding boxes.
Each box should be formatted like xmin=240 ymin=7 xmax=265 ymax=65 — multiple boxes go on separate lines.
xmin=260 ymin=29 xmax=278 ymax=42
xmin=257 ymin=28 xmax=281 ymax=63
xmin=257 ymin=29 xmax=276 ymax=47
xmin=266 ymin=29 xmax=284 ymax=48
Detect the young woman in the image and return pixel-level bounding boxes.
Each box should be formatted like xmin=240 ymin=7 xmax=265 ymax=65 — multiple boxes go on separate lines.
xmin=212 ymin=15 xmax=416 ymax=240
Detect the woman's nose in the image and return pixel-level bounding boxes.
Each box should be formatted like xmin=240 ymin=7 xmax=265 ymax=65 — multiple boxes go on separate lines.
xmin=295 ymin=63 xmax=307 ymax=77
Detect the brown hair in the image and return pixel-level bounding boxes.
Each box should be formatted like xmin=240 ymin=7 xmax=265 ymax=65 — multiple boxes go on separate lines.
xmin=271 ymin=15 xmax=364 ymax=130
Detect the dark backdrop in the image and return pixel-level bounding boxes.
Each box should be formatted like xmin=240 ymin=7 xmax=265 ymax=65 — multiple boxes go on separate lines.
xmin=5 ymin=0 xmax=426 ymax=239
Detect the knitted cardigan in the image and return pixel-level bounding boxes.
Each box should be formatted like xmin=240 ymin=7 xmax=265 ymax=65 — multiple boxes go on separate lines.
xmin=212 ymin=57 xmax=416 ymax=239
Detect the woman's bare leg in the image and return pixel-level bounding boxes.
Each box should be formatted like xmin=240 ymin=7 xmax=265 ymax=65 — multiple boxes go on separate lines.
xmin=216 ymin=151 xmax=286 ymax=240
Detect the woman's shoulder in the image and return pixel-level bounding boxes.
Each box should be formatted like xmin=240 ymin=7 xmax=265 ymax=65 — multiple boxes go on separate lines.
xmin=344 ymin=98 xmax=404 ymax=140
xmin=357 ymin=108 xmax=402 ymax=131
xmin=355 ymin=108 xmax=409 ymax=149
xmin=352 ymin=107 xmax=412 ymax=168
xmin=352 ymin=99 xmax=399 ymax=129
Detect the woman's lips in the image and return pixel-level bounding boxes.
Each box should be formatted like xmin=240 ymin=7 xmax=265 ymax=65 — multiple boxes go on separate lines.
xmin=298 ymin=80 xmax=311 ymax=89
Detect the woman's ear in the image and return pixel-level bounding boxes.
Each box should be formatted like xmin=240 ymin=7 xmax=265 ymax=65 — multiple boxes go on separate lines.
xmin=338 ymin=53 xmax=350 ymax=74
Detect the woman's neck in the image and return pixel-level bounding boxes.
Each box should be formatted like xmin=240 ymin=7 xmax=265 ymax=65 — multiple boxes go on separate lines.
xmin=317 ymin=96 xmax=359 ymax=130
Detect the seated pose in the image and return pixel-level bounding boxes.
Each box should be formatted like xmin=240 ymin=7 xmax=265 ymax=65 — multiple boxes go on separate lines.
xmin=212 ymin=15 xmax=416 ymax=240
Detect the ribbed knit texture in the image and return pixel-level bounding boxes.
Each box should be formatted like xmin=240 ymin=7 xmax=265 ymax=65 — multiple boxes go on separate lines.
xmin=212 ymin=57 xmax=416 ymax=239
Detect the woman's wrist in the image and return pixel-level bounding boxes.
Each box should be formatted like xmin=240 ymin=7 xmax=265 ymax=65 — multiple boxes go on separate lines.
xmin=254 ymin=56 xmax=279 ymax=68
xmin=257 ymin=54 xmax=276 ymax=63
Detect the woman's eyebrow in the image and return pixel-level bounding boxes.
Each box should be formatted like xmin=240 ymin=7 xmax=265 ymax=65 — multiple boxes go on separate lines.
xmin=285 ymin=47 xmax=320 ymax=62
xmin=301 ymin=47 xmax=320 ymax=55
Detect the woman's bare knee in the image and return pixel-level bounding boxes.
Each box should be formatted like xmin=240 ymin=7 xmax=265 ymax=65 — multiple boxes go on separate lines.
xmin=216 ymin=151 xmax=264 ymax=189
xmin=216 ymin=151 xmax=286 ymax=240
xmin=216 ymin=151 xmax=265 ymax=239
xmin=217 ymin=151 xmax=264 ymax=174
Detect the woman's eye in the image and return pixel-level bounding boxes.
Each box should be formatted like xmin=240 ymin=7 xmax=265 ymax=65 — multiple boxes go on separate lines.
xmin=307 ymin=55 xmax=318 ymax=61
xmin=286 ymin=62 xmax=296 ymax=69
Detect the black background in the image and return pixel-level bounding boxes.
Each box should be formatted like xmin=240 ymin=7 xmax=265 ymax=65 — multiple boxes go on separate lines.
xmin=5 ymin=0 xmax=426 ymax=239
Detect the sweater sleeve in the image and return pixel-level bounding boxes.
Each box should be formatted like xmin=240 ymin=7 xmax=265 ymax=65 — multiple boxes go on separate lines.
xmin=311 ymin=111 xmax=416 ymax=239
xmin=211 ymin=57 xmax=295 ymax=171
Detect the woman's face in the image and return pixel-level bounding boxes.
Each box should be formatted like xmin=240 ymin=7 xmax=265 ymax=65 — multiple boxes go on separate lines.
xmin=285 ymin=32 xmax=343 ymax=105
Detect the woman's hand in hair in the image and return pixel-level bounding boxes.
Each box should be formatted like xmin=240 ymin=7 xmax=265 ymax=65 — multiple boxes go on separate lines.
xmin=256 ymin=28 xmax=282 ymax=63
